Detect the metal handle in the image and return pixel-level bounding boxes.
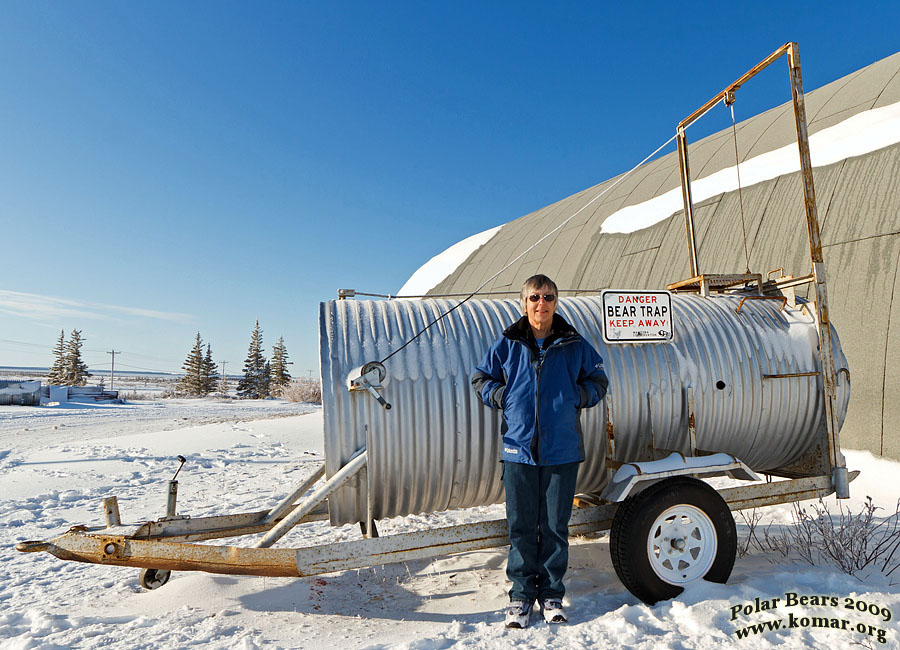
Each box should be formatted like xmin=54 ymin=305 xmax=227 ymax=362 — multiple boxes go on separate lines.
xmin=736 ymin=295 xmax=787 ymax=314
xmin=172 ymin=455 xmax=187 ymax=481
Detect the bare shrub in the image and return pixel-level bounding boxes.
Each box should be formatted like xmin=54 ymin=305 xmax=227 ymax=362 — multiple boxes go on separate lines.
xmin=745 ymin=497 xmax=900 ymax=580
xmin=737 ymin=509 xmax=763 ymax=558
xmin=282 ymin=379 xmax=322 ymax=404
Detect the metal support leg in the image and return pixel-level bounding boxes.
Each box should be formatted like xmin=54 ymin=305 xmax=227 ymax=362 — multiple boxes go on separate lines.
xmin=262 ymin=464 xmax=327 ymax=525
xmin=254 ymin=447 xmax=368 ymax=549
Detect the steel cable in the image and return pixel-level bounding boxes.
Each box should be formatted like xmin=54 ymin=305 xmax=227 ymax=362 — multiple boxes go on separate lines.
xmin=377 ymin=131 xmax=681 ymax=365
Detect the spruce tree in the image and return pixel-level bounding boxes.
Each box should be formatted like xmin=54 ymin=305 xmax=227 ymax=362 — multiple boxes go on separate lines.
xmin=202 ymin=343 xmax=219 ymax=395
xmin=47 ymin=329 xmax=68 ymax=385
xmin=64 ymin=329 xmax=91 ymax=386
xmin=269 ymin=336 xmax=292 ymax=397
xmin=238 ymin=320 xmax=269 ymax=399
xmin=177 ymin=333 xmax=206 ymax=396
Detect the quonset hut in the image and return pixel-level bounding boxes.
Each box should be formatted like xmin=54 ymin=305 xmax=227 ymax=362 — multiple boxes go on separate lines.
xmin=402 ymin=50 xmax=900 ymax=461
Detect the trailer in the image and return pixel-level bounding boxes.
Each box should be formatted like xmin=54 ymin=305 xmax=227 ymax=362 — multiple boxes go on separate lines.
xmin=16 ymin=42 xmax=855 ymax=605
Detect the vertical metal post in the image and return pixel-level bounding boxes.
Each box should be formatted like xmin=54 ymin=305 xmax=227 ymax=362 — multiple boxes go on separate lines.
xmin=646 ymin=392 xmax=658 ymax=460
xmin=786 ymin=43 xmax=847 ymax=496
xmin=363 ymin=423 xmax=379 ymax=538
xmin=605 ymin=395 xmax=617 ymax=483
xmin=166 ymin=480 xmax=178 ymax=517
xmin=676 ymin=126 xmax=701 ymax=278
xmin=103 ymin=496 xmax=121 ymax=527
xmin=686 ymin=388 xmax=697 ymax=455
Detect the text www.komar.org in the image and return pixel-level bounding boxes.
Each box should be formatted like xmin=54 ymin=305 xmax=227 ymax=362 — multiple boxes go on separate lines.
xmin=730 ymin=592 xmax=893 ymax=645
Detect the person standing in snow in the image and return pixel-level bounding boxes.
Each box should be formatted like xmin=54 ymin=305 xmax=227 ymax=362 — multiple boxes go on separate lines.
xmin=471 ymin=274 xmax=608 ymax=628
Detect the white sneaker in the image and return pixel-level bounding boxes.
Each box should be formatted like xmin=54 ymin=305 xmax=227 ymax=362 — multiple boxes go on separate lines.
xmin=504 ymin=600 xmax=532 ymax=628
xmin=541 ymin=599 xmax=568 ymax=623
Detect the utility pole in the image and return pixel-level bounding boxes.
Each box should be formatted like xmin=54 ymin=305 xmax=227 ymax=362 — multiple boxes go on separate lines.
xmin=307 ymin=369 xmax=313 ymax=381
xmin=107 ymin=350 xmax=121 ymax=392
xmin=220 ymin=361 xmax=228 ymax=394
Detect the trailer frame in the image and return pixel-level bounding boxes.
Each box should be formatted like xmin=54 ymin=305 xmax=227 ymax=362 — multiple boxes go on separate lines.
xmin=16 ymin=42 xmax=854 ymax=595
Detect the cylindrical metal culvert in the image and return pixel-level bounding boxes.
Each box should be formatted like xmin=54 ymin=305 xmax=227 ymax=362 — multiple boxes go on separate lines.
xmin=319 ymin=295 xmax=850 ymax=525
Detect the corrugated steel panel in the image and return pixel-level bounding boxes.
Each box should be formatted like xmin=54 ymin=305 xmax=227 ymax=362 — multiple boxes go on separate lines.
xmin=319 ymin=295 xmax=850 ymax=525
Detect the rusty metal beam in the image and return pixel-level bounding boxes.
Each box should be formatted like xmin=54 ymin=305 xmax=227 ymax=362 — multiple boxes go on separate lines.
xmin=126 ymin=507 xmax=328 ymax=543
xmin=786 ymin=44 xmax=846 ymax=495
xmin=85 ymin=504 xmax=329 ymax=545
xmin=15 ymin=506 xmax=613 ymax=578
xmin=18 ymin=531 xmax=300 ymax=577
xmin=720 ymin=471 xmax=857 ymax=511
xmin=294 ymin=506 xmax=614 ymax=576
xmin=676 ymin=127 xmax=701 ymax=277
xmin=16 ymin=472 xmax=853 ymax=579
xmin=736 ymin=295 xmax=787 ymax=314
xmin=677 ymin=42 xmax=793 ymax=131
xmin=762 ymin=372 xmax=821 ymax=380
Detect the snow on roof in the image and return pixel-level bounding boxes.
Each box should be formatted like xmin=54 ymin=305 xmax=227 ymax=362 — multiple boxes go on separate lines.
xmin=601 ymin=98 xmax=900 ymax=234
xmin=397 ymin=224 xmax=502 ymax=296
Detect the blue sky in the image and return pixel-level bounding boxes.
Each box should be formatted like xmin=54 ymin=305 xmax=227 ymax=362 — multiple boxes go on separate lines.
xmin=1 ymin=1 xmax=898 ymax=378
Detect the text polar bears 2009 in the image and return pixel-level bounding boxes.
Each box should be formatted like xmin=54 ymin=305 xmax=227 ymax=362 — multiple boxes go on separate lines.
xmin=730 ymin=592 xmax=893 ymax=645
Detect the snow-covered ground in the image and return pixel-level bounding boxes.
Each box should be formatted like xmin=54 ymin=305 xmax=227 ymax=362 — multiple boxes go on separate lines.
xmin=1 ymin=399 xmax=898 ymax=649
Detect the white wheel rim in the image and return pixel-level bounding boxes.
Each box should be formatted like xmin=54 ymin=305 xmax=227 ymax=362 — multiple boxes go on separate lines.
xmin=646 ymin=504 xmax=717 ymax=585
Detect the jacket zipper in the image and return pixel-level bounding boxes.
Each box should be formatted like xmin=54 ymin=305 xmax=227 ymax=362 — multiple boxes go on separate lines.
xmin=530 ymin=335 xmax=579 ymax=464
xmin=533 ymin=352 xmax=543 ymax=464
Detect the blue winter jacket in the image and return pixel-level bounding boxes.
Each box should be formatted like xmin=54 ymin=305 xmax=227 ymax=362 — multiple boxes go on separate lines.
xmin=472 ymin=313 xmax=609 ymax=466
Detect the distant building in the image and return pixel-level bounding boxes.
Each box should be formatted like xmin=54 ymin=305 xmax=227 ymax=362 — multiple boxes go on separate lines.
xmin=0 ymin=380 xmax=41 ymax=406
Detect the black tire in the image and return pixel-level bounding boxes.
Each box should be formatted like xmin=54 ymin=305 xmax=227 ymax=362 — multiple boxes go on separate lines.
xmin=139 ymin=568 xmax=171 ymax=590
xmin=609 ymin=476 xmax=736 ymax=605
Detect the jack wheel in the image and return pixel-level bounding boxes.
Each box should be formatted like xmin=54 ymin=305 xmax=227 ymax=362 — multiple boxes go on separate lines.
xmin=139 ymin=568 xmax=171 ymax=590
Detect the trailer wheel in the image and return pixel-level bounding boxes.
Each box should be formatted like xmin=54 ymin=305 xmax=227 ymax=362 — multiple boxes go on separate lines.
xmin=139 ymin=568 xmax=171 ymax=590
xmin=609 ymin=476 xmax=736 ymax=604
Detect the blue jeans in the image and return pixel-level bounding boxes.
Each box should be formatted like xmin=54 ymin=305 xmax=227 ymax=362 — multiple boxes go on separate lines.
xmin=503 ymin=461 xmax=579 ymax=604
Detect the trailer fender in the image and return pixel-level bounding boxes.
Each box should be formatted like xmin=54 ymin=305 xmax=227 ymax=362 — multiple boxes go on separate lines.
xmin=601 ymin=452 xmax=760 ymax=503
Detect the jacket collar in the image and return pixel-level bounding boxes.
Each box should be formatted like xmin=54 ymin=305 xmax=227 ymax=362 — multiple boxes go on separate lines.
xmin=503 ymin=312 xmax=579 ymax=352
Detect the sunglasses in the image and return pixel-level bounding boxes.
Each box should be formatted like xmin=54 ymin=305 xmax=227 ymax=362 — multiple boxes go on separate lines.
xmin=528 ymin=293 xmax=556 ymax=303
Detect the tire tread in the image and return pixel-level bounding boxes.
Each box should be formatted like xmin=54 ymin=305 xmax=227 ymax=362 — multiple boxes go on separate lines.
xmin=609 ymin=477 xmax=736 ymax=604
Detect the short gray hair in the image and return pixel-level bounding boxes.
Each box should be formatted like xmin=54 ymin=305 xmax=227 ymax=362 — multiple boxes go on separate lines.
xmin=520 ymin=274 xmax=558 ymax=313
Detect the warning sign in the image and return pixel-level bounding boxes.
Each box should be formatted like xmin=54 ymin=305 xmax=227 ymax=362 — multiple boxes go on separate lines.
xmin=601 ymin=290 xmax=673 ymax=343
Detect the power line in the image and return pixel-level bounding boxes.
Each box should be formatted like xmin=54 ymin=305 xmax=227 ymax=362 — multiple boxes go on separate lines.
xmin=110 ymin=362 xmax=178 ymax=374
xmin=0 ymin=337 xmax=181 ymax=365
xmin=0 ymin=338 xmax=53 ymax=350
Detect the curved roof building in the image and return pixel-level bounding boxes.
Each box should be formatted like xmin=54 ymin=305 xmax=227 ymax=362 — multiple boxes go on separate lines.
xmin=408 ymin=50 xmax=900 ymax=461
